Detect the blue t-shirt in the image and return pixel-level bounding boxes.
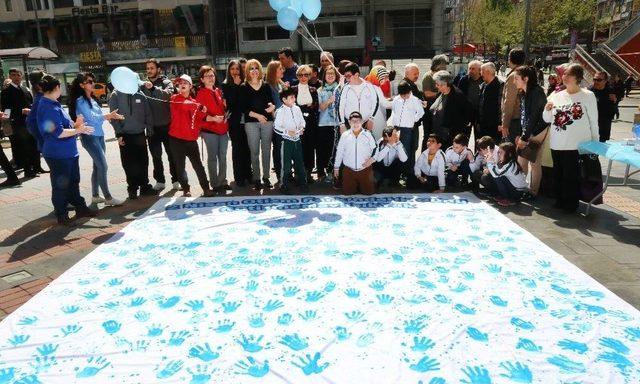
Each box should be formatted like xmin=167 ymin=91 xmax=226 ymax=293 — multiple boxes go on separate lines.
xmin=26 ymin=92 xmax=44 ymax=150
xmin=283 ymin=64 xmax=299 ymax=87
xmin=318 ymin=84 xmax=338 ymax=127
xmin=75 ymin=96 xmax=105 ymax=137
xmin=38 ymin=97 xmax=78 ymax=159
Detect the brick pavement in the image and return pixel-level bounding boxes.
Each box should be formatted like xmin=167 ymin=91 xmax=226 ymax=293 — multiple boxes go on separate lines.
xmin=0 ymin=92 xmax=639 ymax=321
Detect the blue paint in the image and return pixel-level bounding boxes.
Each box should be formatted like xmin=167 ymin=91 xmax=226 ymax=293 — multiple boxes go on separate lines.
xmin=81 ymin=291 xmax=99 ymax=300
xmin=404 ymin=295 xmax=427 ymax=304
xmin=248 ymin=314 xmax=265 ymax=328
xmin=235 ymin=334 xmax=266 ymax=353
xmin=558 ymin=339 xmax=588 ymax=354
xmin=146 ymin=324 xmax=166 ymax=337
xmin=433 ymin=294 xmax=451 ymax=304
xmin=499 ymin=361 xmax=532 ymax=383
xmin=283 ymin=286 xmax=300 ymax=297
xmin=129 ymin=297 xmax=146 ymax=307
xmin=277 ymin=313 xmax=293 ymax=326
xmin=186 ymin=300 xmax=204 ymax=311
xmin=263 ymin=300 xmax=284 ymax=312
xmin=354 ymin=271 xmax=369 ymax=281
xmin=531 ymin=298 xmax=547 ymax=310
xmin=61 ymin=305 xmax=79 ymax=314
xmin=546 ymin=355 xmax=585 ymax=374
xmin=280 ymin=333 xmax=309 ymax=351
xmin=451 ymin=284 xmax=469 ymax=293
xmin=155 ymin=360 xmax=183 ymax=379
xmin=376 ymin=294 xmax=394 ymax=305
xmin=417 ymin=280 xmax=436 ymax=290
xmin=344 ymin=310 xmax=365 ymax=323
xmin=407 ymin=356 xmax=440 ymax=372
xmin=134 ymin=311 xmax=150 ymax=322
xmin=234 ymin=357 xmax=269 ymax=377
xmin=490 ymin=296 xmax=508 ymax=307
xmin=369 ymin=280 xmax=387 ymax=291
xmin=101 ymin=320 xmax=121 ymax=335
xmin=60 ymin=324 xmax=82 ymax=337
xmin=455 ymin=304 xmax=476 ymax=315
xmin=36 ymin=343 xmax=58 ymax=356
xmin=550 ymin=284 xmax=571 ymax=295
xmin=167 ymin=330 xmax=191 ymax=346
xmin=305 ymin=291 xmax=325 ymax=302
xmin=460 ymin=366 xmax=491 ymax=384
xmin=334 ymin=326 xmax=351 ymax=341
xmin=598 ymin=351 xmax=634 ymax=373
xmin=221 ymin=301 xmax=241 ymax=313
xmin=157 ymin=296 xmax=180 ymax=309
xmin=75 ymin=356 xmax=111 ymax=378
xmin=186 ymin=364 xmax=214 ymax=384
xmin=324 ymin=282 xmax=336 ymax=292
xmin=292 ymin=352 xmax=329 ymax=375
xmin=411 ymin=336 xmax=435 ymax=351
xmin=510 ymin=317 xmax=534 ymax=330
xmin=17 ymin=316 xmax=38 ymax=326
xmin=357 ymin=333 xmax=375 ymax=347
xmin=404 ymin=316 xmax=427 ymax=334
xmin=189 ymin=343 xmax=221 ymax=362
xmin=467 ymin=327 xmax=488 ymax=342
xmin=8 ymin=334 xmax=29 ymax=346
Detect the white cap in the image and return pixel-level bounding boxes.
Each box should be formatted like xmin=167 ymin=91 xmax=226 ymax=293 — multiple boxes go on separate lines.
xmin=177 ymin=74 xmax=192 ymax=85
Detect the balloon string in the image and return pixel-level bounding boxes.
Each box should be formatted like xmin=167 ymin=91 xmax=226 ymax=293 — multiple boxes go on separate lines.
xmin=137 ymin=91 xmax=202 ymax=131
xmin=295 ymin=21 xmax=342 ymax=77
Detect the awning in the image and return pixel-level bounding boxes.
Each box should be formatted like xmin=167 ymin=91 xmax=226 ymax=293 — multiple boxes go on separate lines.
xmin=451 ymin=43 xmax=476 ymax=55
xmin=105 ymin=55 xmax=208 ymax=65
xmin=0 ymin=47 xmax=59 ymax=60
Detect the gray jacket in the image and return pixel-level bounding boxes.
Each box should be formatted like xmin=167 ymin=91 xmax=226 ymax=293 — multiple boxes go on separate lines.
xmin=141 ymin=75 xmax=174 ymax=127
xmin=108 ymin=90 xmax=154 ymax=137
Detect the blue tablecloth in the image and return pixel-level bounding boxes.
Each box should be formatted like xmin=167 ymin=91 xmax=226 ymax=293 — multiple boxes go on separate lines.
xmin=578 ymin=140 xmax=640 ymax=168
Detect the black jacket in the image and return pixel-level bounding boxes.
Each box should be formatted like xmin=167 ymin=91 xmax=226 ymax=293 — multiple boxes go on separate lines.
xmin=0 ymin=84 xmax=33 ymax=129
xmin=433 ymin=86 xmax=472 ymax=140
xmin=292 ymin=85 xmax=319 ymax=126
xmin=478 ymin=77 xmax=503 ymax=130
xmin=519 ymin=85 xmax=548 ymax=140
xmin=590 ymin=85 xmax=616 ymax=123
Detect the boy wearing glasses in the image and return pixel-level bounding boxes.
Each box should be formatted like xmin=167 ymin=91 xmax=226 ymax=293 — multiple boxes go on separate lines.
xmin=274 ymin=88 xmax=308 ymax=194
xmin=333 ymin=111 xmax=377 ymax=195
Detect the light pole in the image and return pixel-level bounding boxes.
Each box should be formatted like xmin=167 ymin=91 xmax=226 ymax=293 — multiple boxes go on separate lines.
xmin=523 ymin=0 xmax=532 ymax=62
xmin=32 ymin=0 xmax=44 ymax=47
xmin=208 ymin=0 xmax=217 ymax=65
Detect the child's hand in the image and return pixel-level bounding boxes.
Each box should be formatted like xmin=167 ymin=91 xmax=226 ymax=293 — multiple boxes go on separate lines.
xmin=467 ymin=151 xmax=474 ymax=162
xmin=483 ymin=169 xmax=489 ymax=175
xmin=417 ymin=176 xmax=427 ymax=184
xmin=287 ymin=130 xmax=297 ymax=136
xmin=299 ymin=128 xmax=305 ymax=135
xmin=450 ymin=165 xmax=458 ymax=172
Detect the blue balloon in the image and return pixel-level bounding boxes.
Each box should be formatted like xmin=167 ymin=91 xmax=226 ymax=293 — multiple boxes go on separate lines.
xmin=289 ymin=0 xmax=303 ymax=18
xmin=277 ymin=6 xmax=300 ymax=31
xmin=302 ymin=0 xmax=321 ymax=21
xmin=269 ymin=0 xmax=288 ymax=11
xmin=110 ymin=67 xmax=141 ymax=95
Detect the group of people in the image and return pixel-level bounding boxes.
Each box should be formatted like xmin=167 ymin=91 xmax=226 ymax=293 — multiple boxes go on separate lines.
xmin=0 ymin=46 xmax=623 ymax=225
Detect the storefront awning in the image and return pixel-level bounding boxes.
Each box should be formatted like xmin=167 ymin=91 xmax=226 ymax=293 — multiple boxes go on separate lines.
xmin=0 ymin=47 xmax=59 ymax=60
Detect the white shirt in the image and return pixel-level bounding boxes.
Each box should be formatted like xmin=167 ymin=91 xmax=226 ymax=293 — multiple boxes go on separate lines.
xmin=338 ymin=81 xmax=379 ymax=124
xmin=334 ymin=128 xmax=377 ymax=171
xmin=444 ymin=146 xmax=473 ymax=169
xmin=470 ymin=146 xmax=500 ymax=173
xmin=414 ymin=149 xmax=446 ymax=188
xmin=391 ymin=95 xmax=425 ymax=128
xmin=373 ymin=139 xmax=408 ymax=167
xmin=296 ymin=84 xmax=313 ymax=106
xmin=274 ymin=104 xmax=306 ymax=141
xmin=487 ymin=160 xmax=529 ymax=190
xmin=543 ymin=89 xmax=599 ymax=150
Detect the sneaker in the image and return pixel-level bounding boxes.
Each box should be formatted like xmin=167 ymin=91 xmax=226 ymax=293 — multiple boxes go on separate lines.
xmin=140 ymin=187 xmax=159 ymax=196
xmin=262 ymin=178 xmax=272 ymax=189
xmin=0 ymin=179 xmax=20 ymax=188
xmin=91 ymin=196 xmax=106 ymax=205
xmin=202 ymin=189 xmax=215 ymax=197
xmin=496 ymin=198 xmax=516 ymax=207
xmin=183 ymin=190 xmax=192 ymax=197
xmin=105 ymin=197 xmax=124 ymax=206
xmin=57 ymin=216 xmax=77 ymax=227
xmin=172 ymin=182 xmax=181 ymax=190
xmin=152 ymin=182 xmax=165 ymax=191
xmin=253 ymin=181 xmax=263 ymax=190
xmin=75 ymin=207 xmax=98 ymax=218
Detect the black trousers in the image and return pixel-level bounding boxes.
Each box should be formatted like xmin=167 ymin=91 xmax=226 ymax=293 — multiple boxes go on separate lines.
xmin=374 ymin=159 xmax=403 ymax=184
xmin=13 ymin=126 xmax=40 ymax=174
xmin=551 ymin=149 xmax=580 ymax=212
xmin=316 ymin=125 xmax=335 ymax=177
xmin=445 ymin=159 xmax=472 ymax=187
xmin=229 ymin=120 xmax=252 ymax=184
xmin=272 ymin=133 xmax=283 ymax=181
xmin=169 ymin=137 xmax=209 ymax=192
xmin=417 ymin=174 xmax=441 ymax=192
xmin=598 ymin=119 xmax=612 ymax=143
xmin=280 ymin=139 xmax=306 ymax=187
xmin=301 ymin=121 xmax=318 ymax=176
xmin=118 ymin=133 xmax=152 ymax=194
xmin=0 ymin=146 xmax=18 ymax=181
xmin=481 ymin=173 xmax=522 ymax=201
xmin=148 ymin=124 xmax=180 ymax=184
xmin=45 ymin=156 xmax=87 ymax=219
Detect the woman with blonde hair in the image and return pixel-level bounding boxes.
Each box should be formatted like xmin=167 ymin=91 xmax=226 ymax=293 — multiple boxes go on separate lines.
xmin=266 ymin=60 xmax=286 ymax=184
xmin=240 ymin=59 xmax=276 ymax=190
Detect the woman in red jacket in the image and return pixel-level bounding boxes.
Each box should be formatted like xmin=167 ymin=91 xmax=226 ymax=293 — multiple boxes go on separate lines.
xmin=169 ymin=74 xmax=214 ymax=197
xmin=196 ymin=66 xmax=230 ymax=194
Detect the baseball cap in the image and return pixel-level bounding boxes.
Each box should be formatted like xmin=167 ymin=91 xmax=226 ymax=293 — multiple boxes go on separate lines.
xmin=175 ymin=74 xmax=192 ymax=85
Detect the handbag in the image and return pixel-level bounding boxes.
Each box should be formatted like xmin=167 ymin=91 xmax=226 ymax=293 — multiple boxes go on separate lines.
xmin=578 ymin=154 xmax=603 ymax=204
xmin=517 ymin=128 xmax=548 ymax=162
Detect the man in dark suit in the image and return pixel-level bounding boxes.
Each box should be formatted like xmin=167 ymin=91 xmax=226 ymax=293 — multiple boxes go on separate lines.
xmin=477 ymin=62 xmax=503 ymax=142
xmin=0 ymin=68 xmax=39 ymax=177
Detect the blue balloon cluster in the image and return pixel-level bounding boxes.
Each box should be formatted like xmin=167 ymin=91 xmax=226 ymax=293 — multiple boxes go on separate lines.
xmin=110 ymin=67 xmax=143 ymax=95
xmin=271 ymin=0 xmax=321 ymax=31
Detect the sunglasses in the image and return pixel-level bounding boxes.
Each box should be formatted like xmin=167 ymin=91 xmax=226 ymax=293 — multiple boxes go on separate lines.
xmin=297 ymin=73 xmax=310 ymax=78
xmin=249 ymin=67 xmax=259 ymax=71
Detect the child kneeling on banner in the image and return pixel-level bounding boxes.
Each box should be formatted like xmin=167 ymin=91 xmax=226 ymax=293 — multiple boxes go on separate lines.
xmin=373 ymin=127 xmax=407 ymax=187
xmin=274 ymin=87 xmax=308 ymax=194
xmin=414 ymin=134 xmax=446 ymax=193
xmin=168 ymin=74 xmax=215 ymax=197
xmin=444 ymin=133 xmax=474 ymax=189
xmin=481 ymin=141 xmax=529 ymax=206
xmin=469 ymin=135 xmax=499 ymax=193
xmin=334 ymin=111 xmax=377 ymax=195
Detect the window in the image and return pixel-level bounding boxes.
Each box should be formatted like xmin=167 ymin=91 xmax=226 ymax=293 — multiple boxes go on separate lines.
xmin=266 ymin=25 xmax=290 ymax=40
xmin=310 ymin=22 xmax=330 ymax=38
xmin=53 ymin=0 xmax=73 ymax=7
xmin=5 ymin=0 xmax=12 ymax=11
xmin=83 ymin=0 xmax=99 ymax=5
xmin=333 ymin=21 xmax=357 ymax=37
xmin=243 ymin=26 xmax=265 ymax=41
xmin=25 ymin=0 xmax=50 ymax=10
xmin=376 ymin=9 xmax=432 ymax=50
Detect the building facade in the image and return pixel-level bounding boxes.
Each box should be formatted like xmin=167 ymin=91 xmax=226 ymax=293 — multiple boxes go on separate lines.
xmin=1 ymin=0 xmax=453 ymax=85
xmin=595 ymin=0 xmax=640 ymax=42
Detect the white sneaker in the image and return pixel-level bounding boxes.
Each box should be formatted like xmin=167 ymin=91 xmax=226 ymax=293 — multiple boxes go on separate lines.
xmin=172 ymin=182 xmax=181 ymax=190
xmin=152 ymin=182 xmax=165 ymax=191
xmin=105 ymin=197 xmax=124 ymax=206
xmin=91 ymin=196 xmax=106 ymax=204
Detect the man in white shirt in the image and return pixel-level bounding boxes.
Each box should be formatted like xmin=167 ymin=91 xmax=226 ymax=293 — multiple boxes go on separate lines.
xmin=334 ymin=111 xmax=377 ymax=195
xmin=338 ymin=63 xmax=379 ymax=133
xmin=373 ymin=127 xmax=408 ymax=187
xmin=392 ymin=80 xmax=425 ymax=184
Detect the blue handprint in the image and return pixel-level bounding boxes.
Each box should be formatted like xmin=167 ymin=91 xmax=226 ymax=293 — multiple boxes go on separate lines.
xmin=213 ymin=319 xmax=235 ymax=333
xmin=404 ymin=316 xmax=427 ymax=334
xmin=128 ymin=297 xmax=146 ymax=307
xmin=235 ymin=334 xmax=267 ymax=353
xmin=300 ymin=310 xmax=317 ymax=321
xmin=510 ymin=317 xmax=534 ymax=330
xmin=13 ymin=375 xmax=41 ymax=384
xmin=324 ymin=282 xmax=336 ymax=292
xmin=454 ymin=304 xmax=476 ymax=315
xmin=135 ymin=311 xmax=150 ymax=322
xmin=17 ymin=316 xmax=38 ymax=326
xmin=344 ymin=310 xmax=365 ymax=323
xmin=245 ymin=280 xmax=258 ymax=292
xmin=120 ymin=287 xmax=136 ymax=296
xmin=625 ymin=327 xmax=640 ymax=341
xmin=30 ymin=356 xmax=57 ymax=374
xmin=305 ymin=291 xmax=325 ymax=302
xmin=147 ymin=324 xmax=166 ymax=337
xmin=209 ymin=270 xmax=224 ymax=279
xmin=175 ymin=268 xmax=189 ymax=277
xmin=221 ymin=301 xmax=241 ymax=313
xmin=550 ymin=284 xmax=571 ymax=295
xmin=334 ymin=326 xmax=351 ymax=341
xmin=283 ymin=286 xmax=300 ymax=297
xmin=376 ymin=294 xmax=394 ymax=305
xmin=461 ymin=366 xmax=491 ymax=384
xmin=490 ymin=296 xmax=508 ymax=307
xmin=157 ymin=296 xmax=180 ymax=309
xmin=61 ymin=324 xmax=82 ymax=337
xmin=499 ymin=362 xmax=532 ymax=383
xmin=467 ymin=327 xmax=488 ymax=342
xmin=428 ymin=378 xmax=446 ymax=384
xmin=411 ymin=337 xmax=435 ymax=352
xmin=531 ymin=298 xmax=547 ymax=310
xmin=292 ymin=352 xmax=329 ymax=376
xmin=433 ymin=294 xmax=450 ymax=304
xmin=103 ymin=301 xmax=119 ymax=310
xmin=486 ymin=264 xmax=502 ymax=273
xmin=516 ymin=338 xmax=541 ymax=352
xmin=185 ymin=300 xmax=204 ymax=312
xmin=417 ymin=280 xmax=436 ymax=289
xmin=356 ymin=333 xmax=375 ymax=347
xmin=408 ymin=356 xmax=440 ymax=372
xmin=176 ymin=279 xmax=193 ymax=287
xmin=369 ymin=280 xmax=387 ymax=291
xmin=404 ymin=295 xmax=427 ymax=304
xmin=249 ymin=313 xmax=265 ymax=328
xmin=156 ymin=360 xmax=184 ymax=379
xmin=280 ymin=333 xmax=309 ymax=351
xmin=598 ymin=351 xmax=634 ymax=371
xmin=263 ymin=300 xmax=284 ymax=312
xmin=234 ymin=357 xmax=269 ymax=377
xmin=599 ymin=337 xmax=630 ymax=355
xmin=209 ymin=291 xmax=227 ymax=303
xmin=168 ymin=330 xmax=191 ymax=346
xmin=8 ymin=334 xmax=30 ymax=346
xmin=189 ymin=343 xmax=221 ymax=362
xmin=222 ymin=277 xmax=239 ymax=286
xmin=36 ymin=343 xmax=58 ymax=356
xmin=319 ymin=266 xmax=333 ymax=275
xmin=81 ymin=291 xmax=99 ymax=300
xmin=558 ymin=339 xmax=588 ymax=354
xmin=0 ymin=368 xmax=15 ymax=384
xmin=354 ymin=271 xmax=369 ymax=280
xmin=520 ymin=278 xmax=536 ymax=289
xmin=75 ymin=356 xmax=111 ymax=378
xmin=101 ymin=320 xmax=121 ymax=335
xmin=271 ymin=275 xmax=287 ymax=284
xmin=461 ymin=271 xmax=475 ymax=280
xmin=107 ymin=278 xmax=123 ymax=286
xmin=344 ymin=288 xmax=360 ymax=298
xmin=278 ymin=314 xmax=293 ymax=326
xmin=187 ymin=364 xmax=216 ymax=384
xmin=61 ymin=305 xmax=79 ymax=314
xmin=147 ymin=276 xmax=163 ymax=285
xmin=546 ymin=355 xmax=585 ymax=373
xmin=133 ymin=340 xmax=149 ymax=351
xmin=451 ymin=283 xmax=469 ymax=293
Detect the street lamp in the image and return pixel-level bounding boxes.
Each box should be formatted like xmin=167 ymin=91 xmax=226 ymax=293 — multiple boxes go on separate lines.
xmin=523 ymin=0 xmax=532 ymax=61
xmin=31 ymin=0 xmax=44 ymax=47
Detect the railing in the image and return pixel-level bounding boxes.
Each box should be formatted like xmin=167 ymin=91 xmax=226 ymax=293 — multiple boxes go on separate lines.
xmin=573 ymin=44 xmax=604 ymax=81
xmin=57 ymin=34 xmax=207 ymax=55
xmin=600 ymin=43 xmax=640 ymax=79
xmin=606 ymin=13 xmax=640 ymax=51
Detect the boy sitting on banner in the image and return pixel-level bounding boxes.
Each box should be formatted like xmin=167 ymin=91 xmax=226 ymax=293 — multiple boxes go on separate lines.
xmin=274 ymin=87 xmax=308 ymax=194
xmin=334 ymin=111 xmax=377 ymax=195
xmin=414 ymin=134 xmax=446 ymax=193
xmin=444 ymin=133 xmax=474 ymax=189
xmin=373 ymin=127 xmax=408 ymax=188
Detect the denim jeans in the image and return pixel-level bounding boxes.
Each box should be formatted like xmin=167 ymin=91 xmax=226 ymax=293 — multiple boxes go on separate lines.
xmin=80 ymin=135 xmax=111 ymax=199
xmin=45 ymin=156 xmax=87 ymax=218
xmin=244 ymin=121 xmax=273 ymax=182
xmin=201 ymin=131 xmax=229 ymax=188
